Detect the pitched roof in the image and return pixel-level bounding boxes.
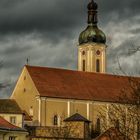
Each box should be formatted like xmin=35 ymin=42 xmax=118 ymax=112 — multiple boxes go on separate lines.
xmin=26 ymin=65 xmax=140 ymax=103
xmin=94 ymin=127 xmax=130 ymax=140
xmin=64 ymin=113 xmax=90 ymax=122
xmin=0 ymin=99 xmax=22 ymax=114
xmin=0 ymin=116 xmax=26 ymax=132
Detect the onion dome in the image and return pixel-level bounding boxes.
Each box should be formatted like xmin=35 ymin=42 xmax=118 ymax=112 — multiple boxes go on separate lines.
xmin=79 ymin=0 xmax=106 ymax=45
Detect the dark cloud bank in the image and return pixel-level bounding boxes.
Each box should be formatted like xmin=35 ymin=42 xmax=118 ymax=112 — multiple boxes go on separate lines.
xmin=0 ymin=0 xmax=140 ymax=98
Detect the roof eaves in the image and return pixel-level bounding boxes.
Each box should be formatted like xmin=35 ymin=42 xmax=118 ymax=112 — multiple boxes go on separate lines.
xmin=0 ymin=127 xmax=28 ymax=132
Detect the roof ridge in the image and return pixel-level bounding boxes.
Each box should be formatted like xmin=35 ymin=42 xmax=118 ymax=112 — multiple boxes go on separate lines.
xmin=64 ymin=113 xmax=90 ymax=122
xmin=25 ymin=65 xmax=140 ymax=79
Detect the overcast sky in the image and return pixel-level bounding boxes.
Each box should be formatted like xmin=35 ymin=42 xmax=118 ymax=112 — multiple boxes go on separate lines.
xmin=0 ymin=0 xmax=140 ymax=98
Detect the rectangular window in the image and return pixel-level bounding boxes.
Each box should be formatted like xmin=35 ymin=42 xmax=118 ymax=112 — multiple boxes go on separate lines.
xmin=9 ymin=136 xmax=16 ymax=140
xmin=10 ymin=116 xmax=16 ymax=125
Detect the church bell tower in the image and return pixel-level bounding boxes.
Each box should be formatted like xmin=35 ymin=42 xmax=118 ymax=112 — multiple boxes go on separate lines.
xmin=78 ymin=0 xmax=107 ymax=73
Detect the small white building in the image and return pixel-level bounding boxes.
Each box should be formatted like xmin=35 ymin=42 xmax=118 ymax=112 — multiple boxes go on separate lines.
xmin=0 ymin=116 xmax=28 ymax=140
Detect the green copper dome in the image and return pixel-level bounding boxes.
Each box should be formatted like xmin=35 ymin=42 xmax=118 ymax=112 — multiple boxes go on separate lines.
xmin=79 ymin=24 xmax=106 ymax=44
xmin=79 ymin=0 xmax=106 ymax=45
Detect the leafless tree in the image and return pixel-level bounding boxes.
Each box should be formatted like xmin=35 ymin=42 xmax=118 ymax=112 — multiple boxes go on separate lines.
xmin=49 ymin=125 xmax=72 ymax=140
xmin=98 ymin=58 xmax=140 ymax=140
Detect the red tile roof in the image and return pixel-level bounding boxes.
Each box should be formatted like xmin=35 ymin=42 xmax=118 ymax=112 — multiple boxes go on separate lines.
xmin=0 ymin=116 xmax=27 ymax=132
xmin=0 ymin=116 xmax=18 ymax=129
xmin=0 ymin=99 xmax=23 ymax=114
xmin=26 ymin=65 xmax=140 ymax=103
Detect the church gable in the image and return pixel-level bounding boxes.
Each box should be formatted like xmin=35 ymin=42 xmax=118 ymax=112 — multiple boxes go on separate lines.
xmin=11 ymin=67 xmax=39 ymax=122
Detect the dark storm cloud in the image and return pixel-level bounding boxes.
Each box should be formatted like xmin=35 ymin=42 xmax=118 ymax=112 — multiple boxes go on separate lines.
xmin=0 ymin=0 xmax=86 ymax=35
xmin=107 ymin=31 xmax=140 ymax=75
xmin=0 ymin=0 xmax=139 ymax=35
xmin=129 ymin=27 xmax=140 ymax=34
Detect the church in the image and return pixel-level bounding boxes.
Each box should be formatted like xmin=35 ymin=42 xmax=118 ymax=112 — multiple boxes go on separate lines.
xmin=10 ymin=0 xmax=140 ymax=139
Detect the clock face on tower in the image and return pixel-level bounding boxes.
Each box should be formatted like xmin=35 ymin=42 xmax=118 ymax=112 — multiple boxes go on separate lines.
xmin=96 ymin=50 xmax=101 ymax=56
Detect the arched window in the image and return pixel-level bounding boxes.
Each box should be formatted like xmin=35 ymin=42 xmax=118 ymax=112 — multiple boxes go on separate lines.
xmin=96 ymin=118 xmax=101 ymax=133
xmin=83 ymin=60 xmax=86 ymax=71
xmin=54 ymin=115 xmax=58 ymax=125
xmin=96 ymin=59 xmax=100 ymax=72
xmin=115 ymin=120 xmax=120 ymax=130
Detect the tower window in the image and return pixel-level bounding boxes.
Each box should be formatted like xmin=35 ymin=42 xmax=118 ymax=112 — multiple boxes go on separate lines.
xmin=96 ymin=59 xmax=100 ymax=72
xmin=83 ymin=60 xmax=86 ymax=71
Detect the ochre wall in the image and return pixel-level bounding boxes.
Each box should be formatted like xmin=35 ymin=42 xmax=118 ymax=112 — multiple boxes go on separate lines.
xmin=41 ymin=100 xmax=67 ymax=126
xmin=73 ymin=102 xmax=87 ymax=118
xmin=11 ymin=67 xmax=39 ymax=125
xmin=38 ymin=98 xmax=108 ymax=131
xmin=3 ymin=131 xmax=28 ymax=140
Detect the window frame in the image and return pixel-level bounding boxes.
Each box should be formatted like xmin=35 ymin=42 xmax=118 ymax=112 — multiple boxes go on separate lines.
xmin=10 ymin=116 xmax=16 ymax=125
xmin=53 ymin=115 xmax=58 ymax=126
